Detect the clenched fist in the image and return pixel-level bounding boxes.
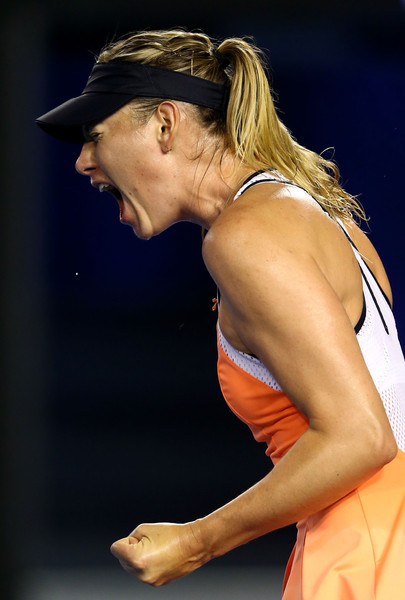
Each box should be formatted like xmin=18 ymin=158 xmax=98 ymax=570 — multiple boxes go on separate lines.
xmin=110 ymin=521 xmax=209 ymax=586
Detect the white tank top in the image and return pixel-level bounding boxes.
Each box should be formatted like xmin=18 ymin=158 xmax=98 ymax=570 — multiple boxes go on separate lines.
xmin=228 ymin=170 xmax=405 ymax=451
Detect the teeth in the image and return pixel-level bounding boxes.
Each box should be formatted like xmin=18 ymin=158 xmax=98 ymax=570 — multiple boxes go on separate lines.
xmin=99 ymin=183 xmax=111 ymax=193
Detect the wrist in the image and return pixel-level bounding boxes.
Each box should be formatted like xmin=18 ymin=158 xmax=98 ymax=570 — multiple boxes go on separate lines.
xmin=185 ymin=518 xmax=215 ymax=566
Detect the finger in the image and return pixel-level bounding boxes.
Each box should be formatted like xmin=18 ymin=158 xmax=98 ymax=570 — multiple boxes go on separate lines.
xmin=129 ymin=524 xmax=148 ymax=538
xmin=128 ymin=535 xmax=139 ymax=545
xmin=110 ymin=537 xmax=144 ymax=576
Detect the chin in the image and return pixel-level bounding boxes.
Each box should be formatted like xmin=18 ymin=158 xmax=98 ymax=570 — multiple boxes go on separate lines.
xmin=128 ymin=217 xmax=170 ymax=241
xmin=130 ymin=223 xmax=153 ymax=241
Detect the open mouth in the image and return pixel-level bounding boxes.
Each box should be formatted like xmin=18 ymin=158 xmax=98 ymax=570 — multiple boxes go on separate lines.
xmin=98 ymin=183 xmax=123 ymax=202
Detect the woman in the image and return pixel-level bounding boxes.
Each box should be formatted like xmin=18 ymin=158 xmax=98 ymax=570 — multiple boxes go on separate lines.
xmin=36 ymin=29 xmax=405 ymax=598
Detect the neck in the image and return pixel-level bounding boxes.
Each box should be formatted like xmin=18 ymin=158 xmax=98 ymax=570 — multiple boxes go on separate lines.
xmin=183 ymin=152 xmax=256 ymax=229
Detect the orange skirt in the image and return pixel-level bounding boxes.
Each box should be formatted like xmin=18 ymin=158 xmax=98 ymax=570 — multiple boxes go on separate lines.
xmin=282 ymin=450 xmax=405 ymax=599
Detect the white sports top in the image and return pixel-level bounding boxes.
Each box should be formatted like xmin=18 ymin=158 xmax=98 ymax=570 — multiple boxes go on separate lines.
xmin=220 ymin=170 xmax=405 ymax=451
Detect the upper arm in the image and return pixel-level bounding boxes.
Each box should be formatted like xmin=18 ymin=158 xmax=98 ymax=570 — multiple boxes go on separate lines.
xmin=203 ymin=196 xmax=395 ymax=450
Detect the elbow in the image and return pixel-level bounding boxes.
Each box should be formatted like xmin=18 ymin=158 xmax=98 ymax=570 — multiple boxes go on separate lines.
xmin=345 ymin=414 xmax=398 ymax=472
xmin=379 ymin=432 xmax=398 ymax=465
xmin=367 ymin=423 xmax=398 ymax=469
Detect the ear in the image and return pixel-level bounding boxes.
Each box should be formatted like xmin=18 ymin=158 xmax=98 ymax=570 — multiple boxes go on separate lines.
xmin=155 ymin=101 xmax=181 ymax=153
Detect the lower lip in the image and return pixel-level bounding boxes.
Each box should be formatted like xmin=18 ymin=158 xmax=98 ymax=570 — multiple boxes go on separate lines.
xmin=117 ymin=198 xmax=125 ymax=221
xmin=119 ymin=207 xmax=127 ymax=224
xmin=118 ymin=202 xmax=131 ymax=226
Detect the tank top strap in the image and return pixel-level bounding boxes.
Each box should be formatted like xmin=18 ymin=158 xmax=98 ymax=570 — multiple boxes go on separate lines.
xmin=233 ymin=170 xmax=303 ymax=202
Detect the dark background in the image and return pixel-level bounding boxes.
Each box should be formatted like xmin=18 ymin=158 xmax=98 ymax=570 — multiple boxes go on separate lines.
xmin=1 ymin=1 xmax=404 ymax=598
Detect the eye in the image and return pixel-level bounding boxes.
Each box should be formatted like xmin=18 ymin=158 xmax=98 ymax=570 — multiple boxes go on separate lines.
xmin=90 ymin=132 xmax=101 ymax=144
xmin=82 ymin=124 xmax=102 ymax=144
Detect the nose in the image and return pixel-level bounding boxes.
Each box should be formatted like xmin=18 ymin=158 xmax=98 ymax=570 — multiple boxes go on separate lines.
xmin=75 ymin=142 xmax=98 ymax=176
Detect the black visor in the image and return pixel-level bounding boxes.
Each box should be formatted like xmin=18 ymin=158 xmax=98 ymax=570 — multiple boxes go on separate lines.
xmin=36 ymin=61 xmax=229 ymax=144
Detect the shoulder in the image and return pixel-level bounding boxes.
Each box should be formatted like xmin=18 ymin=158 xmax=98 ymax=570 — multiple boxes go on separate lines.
xmin=202 ymin=181 xmax=368 ymax=330
xmin=203 ymin=180 xmax=333 ymax=273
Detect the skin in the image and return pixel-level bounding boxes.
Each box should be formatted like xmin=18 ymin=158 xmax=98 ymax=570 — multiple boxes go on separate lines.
xmin=76 ymin=102 xmax=253 ymax=239
xmin=76 ymin=101 xmax=398 ymax=586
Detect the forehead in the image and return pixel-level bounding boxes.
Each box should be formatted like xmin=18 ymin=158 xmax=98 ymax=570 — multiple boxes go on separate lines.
xmin=83 ymin=104 xmax=138 ymax=138
xmin=101 ymin=104 xmax=136 ymax=128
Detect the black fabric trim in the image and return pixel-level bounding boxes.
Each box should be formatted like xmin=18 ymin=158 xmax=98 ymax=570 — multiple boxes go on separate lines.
xmin=358 ymin=263 xmax=389 ymax=334
xmin=239 ymin=170 xmax=265 ymax=189
xmin=240 ymin=177 xmax=283 ymax=195
xmin=238 ymin=172 xmax=305 ymax=198
xmin=354 ymin=294 xmax=367 ymax=334
xmin=237 ymin=171 xmax=330 ymax=215
xmin=359 ymin=256 xmax=392 ymax=310
xmin=337 ymin=225 xmax=392 ymax=310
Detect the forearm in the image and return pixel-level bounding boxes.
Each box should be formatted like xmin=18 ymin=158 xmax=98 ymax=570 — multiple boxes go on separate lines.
xmin=193 ymin=426 xmax=396 ymax=561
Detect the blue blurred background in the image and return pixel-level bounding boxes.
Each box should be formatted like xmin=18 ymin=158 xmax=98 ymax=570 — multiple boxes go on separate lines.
xmin=1 ymin=1 xmax=404 ymax=598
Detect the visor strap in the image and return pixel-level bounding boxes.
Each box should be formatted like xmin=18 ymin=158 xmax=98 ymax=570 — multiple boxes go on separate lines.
xmin=83 ymin=60 xmax=229 ymax=113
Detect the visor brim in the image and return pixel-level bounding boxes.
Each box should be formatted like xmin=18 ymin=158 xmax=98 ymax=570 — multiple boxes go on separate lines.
xmin=35 ymin=92 xmax=135 ymax=144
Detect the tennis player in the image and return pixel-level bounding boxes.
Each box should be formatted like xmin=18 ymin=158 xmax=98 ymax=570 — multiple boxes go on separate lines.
xmin=37 ymin=29 xmax=405 ymax=599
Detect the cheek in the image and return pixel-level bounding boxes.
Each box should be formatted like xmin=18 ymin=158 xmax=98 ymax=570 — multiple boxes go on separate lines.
xmin=97 ymin=132 xmax=158 ymax=188
xmin=96 ymin=146 xmax=129 ymax=182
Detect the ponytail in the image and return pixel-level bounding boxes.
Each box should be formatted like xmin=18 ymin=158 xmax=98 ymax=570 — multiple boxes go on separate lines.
xmin=217 ymin=38 xmax=365 ymax=222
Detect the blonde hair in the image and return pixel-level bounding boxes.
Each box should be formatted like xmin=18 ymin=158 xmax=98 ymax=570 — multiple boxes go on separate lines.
xmin=98 ymin=29 xmax=365 ymax=222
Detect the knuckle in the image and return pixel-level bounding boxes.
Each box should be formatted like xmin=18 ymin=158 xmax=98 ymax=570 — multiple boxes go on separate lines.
xmin=145 ymin=575 xmax=164 ymax=587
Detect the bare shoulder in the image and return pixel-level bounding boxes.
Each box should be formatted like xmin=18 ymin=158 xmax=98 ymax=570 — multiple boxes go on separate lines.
xmin=202 ymin=181 xmax=394 ymax=352
xmin=203 ymin=181 xmax=326 ymax=269
xmin=203 ymin=182 xmax=326 ymax=353
xmin=202 ymin=181 xmax=351 ymax=352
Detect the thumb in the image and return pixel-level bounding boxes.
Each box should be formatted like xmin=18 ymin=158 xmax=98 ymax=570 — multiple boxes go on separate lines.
xmin=110 ymin=536 xmax=139 ymax=557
